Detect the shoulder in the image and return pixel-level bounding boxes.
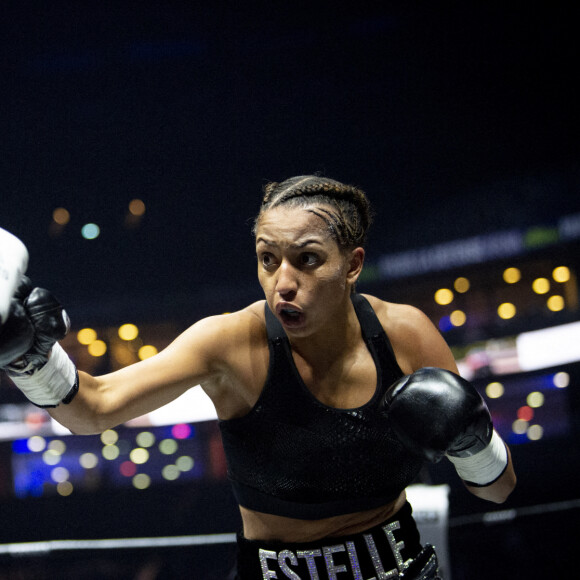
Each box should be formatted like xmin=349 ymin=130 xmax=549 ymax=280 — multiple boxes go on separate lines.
xmin=360 ymin=294 xmax=431 ymax=336
xmin=182 ymin=300 xmax=267 ymax=358
xmin=359 ymin=294 xmax=458 ymax=374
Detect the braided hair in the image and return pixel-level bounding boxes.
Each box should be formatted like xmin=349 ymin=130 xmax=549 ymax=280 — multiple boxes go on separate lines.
xmin=254 ymin=175 xmax=373 ymax=250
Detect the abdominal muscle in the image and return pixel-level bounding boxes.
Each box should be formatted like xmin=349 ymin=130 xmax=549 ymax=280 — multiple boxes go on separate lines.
xmin=239 ymin=490 xmax=408 ymax=542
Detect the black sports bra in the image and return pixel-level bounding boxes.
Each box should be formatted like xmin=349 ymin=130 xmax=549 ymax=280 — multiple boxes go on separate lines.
xmin=218 ymin=294 xmax=424 ymax=519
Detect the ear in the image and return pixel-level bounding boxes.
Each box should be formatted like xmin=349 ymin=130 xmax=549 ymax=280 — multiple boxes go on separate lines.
xmin=346 ymin=247 xmax=365 ymax=286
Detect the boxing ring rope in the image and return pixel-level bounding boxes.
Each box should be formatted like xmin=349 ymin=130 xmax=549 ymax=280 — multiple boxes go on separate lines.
xmin=0 ymin=532 xmax=237 ymax=557
xmin=1 ymin=498 xmax=578 ymax=558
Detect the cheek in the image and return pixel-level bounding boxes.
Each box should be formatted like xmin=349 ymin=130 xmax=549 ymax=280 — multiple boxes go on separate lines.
xmin=317 ymin=263 xmax=348 ymax=289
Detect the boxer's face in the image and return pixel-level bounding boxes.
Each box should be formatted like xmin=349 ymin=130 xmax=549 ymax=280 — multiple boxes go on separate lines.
xmin=255 ymin=205 xmax=364 ymax=338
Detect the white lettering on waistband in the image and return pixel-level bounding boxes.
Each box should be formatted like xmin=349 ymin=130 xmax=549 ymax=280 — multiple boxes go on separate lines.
xmin=258 ymin=518 xmax=408 ymax=579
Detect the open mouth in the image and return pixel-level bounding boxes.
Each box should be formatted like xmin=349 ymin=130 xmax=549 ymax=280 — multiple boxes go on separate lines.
xmin=278 ymin=307 xmax=305 ymax=326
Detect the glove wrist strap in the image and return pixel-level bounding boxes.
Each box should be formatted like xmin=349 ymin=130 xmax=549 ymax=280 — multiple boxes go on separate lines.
xmin=447 ymin=430 xmax=508 ymax=486
xmin=7 ymin=342 xmax=78 ymax=408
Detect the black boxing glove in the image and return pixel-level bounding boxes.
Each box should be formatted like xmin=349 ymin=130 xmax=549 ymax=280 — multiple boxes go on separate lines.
xmin=381 ymin=367 xmax=508 ymax=486
xmin=2 ymin=277 xmax=78 ymax=408
xmin=0 ymin=299 xmax=35 ymax=367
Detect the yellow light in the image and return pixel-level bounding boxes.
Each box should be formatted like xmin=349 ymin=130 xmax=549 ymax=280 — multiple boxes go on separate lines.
xmin=486 ymin=382 xmax=504 ymax=399
xmin=136 ymin=432 xmax=156 ymax=448
xmin=497 ymin=302 xmax=516 ymax=319
xmin=527 ymin=391 xmax=544 ymax=408
xmin=102 ymin=445 xmax=120 ymax=460
xmin=552 ymin=266 xmax=571 ymax=283
xmin=52 ymin=207 xmax=70 ymax=225
xmin=503 ymin=267 xmax=521 ymax=284
xmin=79 ymin=452 xmax=99 ymax=469
xmin=88 ymin=340 xmax=107 ymax=357
xmin=128 ymin=199 xmax=146 ymax=216
xmin=512 ymin=419 xmax=528 ymax=434
xmin=554 ymin=372 xmax=570 ymax=388
xmin=532 ymin=277 xmax=550 ymax=295
xmin=546 ymin=295 xmax=565 ymax=312
xmin=57 ymin=481 xmax=74 ymax=496
xmin=434 ymin=288 xmax=454 ymax=305
xmin=48 ymin=440 xmax=66 ymax=455
xmin=176 ymin=456 xmax=195 ymax=472
xmin=77 ymin=328 xmax=97 ymax=345
xmin=449 ymin=310 xmax=466 ymax=327
xmin=454 ymin=277 xmax=470 ymax=293
xmin=162 ymin=465 xmax=180 ymax=481
xmin=43 ymin=449 xmax=61 ymax=466
xmin=132 ymin=473 xmax=151 ymax=490
xmin=159 ymin=439 xmax=178 ymax=455
xmin=527 ymin=424 xmax=543 ymax=441
xmin=118 ymin=323 xmax=139 ymax=341
xmin=130 ymin=448 xmax=150 ymax=465
xmin=138 ymin=345 xmax=158 ymax=360
xmin=101 ymin=430 xmax=119 ymax=445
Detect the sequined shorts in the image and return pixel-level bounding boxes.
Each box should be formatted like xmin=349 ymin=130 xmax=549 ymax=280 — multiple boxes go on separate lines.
xmin=233 ymin=501 xmax=441 ymax=579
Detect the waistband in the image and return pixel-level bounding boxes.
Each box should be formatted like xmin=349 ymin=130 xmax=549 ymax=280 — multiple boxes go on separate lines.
xmin=235 ymin=501 xmax=428 ymax=579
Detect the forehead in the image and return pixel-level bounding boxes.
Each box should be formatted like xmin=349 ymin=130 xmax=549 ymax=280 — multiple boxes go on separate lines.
xmin=255 ymin=205 xmax=334 ymax=246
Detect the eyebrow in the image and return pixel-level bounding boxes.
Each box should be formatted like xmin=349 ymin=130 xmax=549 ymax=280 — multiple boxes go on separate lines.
xmin=256 ymin=237 xmax=324 ymax=249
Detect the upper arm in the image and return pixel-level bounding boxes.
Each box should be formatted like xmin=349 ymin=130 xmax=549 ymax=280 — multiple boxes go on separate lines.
xmin=50 ymin=312 xmax=245 ymax=433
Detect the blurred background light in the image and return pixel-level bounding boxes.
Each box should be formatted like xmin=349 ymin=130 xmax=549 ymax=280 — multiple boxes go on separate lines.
xmin=546 ymin=295 xmax=565 ymax=311
xmin=503 ymin=267 xmax=521 ymax=284
xmin=52 ymin=208 xmax=70 ymax=225
xmin=453 ymin=277 xmax=470 ymax=293
xmin=88 ymin=340 xmax=107 ymax=357
xmin=434 ymin=288 xmax=454 ymax=305
xmin=497 ymin=302 xmax=516 ymax=319
xmin=118 ymin=324 xmax=139 ymax=341
xmin=532 ymin=277 xmax=550 ymax=295
xmin=486 ymin=382 xmax=504 ymax=399
xmin=138 ymin=345 xmax=158 ymax=359
xmin=552 ymin=266 xmax=570 ymax=283
xmin=77 ymin=328 xmax=97 ymax=345
xmin=81 ymin=223 xmax=100 ymax=240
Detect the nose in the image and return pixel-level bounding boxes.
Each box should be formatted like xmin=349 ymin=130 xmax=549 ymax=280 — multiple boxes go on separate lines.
xmin=275 ymin=261 xmax=298 ymax=299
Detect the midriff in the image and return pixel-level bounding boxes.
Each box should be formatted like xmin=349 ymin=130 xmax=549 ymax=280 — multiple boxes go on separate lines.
xmin=239 ymin=490 xmax=407 ymax=542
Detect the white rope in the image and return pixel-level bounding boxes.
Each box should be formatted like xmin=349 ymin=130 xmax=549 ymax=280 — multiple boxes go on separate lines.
xmin=0 ymin=532 xmax=237 ymax=556
xmin=1 ymin=498 xmax=578 ymax=557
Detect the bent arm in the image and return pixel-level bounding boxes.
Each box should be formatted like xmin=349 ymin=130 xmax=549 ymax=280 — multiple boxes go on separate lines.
xmin=380 ymin=301 xmax=517 ymax=503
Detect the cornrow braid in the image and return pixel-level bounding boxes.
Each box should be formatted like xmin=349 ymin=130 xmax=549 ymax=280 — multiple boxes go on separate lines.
xmin=255 ymin=175 xmax=373 ymax=250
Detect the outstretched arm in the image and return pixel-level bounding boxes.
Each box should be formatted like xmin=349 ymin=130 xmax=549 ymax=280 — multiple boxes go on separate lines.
xmin=1 ymin=277 xmax=230 ymax=435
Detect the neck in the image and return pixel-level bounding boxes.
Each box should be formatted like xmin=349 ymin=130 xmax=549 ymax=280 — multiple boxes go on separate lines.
xmin=288 ymin=293 xmax=360 ymax=367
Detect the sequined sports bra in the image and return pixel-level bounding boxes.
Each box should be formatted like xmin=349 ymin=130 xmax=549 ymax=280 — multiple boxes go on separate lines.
xmin=218 ymin=294 xmax=424 ymax=520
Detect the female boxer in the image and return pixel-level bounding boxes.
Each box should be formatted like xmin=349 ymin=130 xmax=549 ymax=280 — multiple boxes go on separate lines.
xmin=1 ymin=175 xmax=516 ymax=579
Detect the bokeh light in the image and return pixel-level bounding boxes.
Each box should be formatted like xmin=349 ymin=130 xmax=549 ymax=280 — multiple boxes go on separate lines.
xmin=552 ymin=266 xmax=570 ymax=283
xmin=77 ymin=328 xmax=97 ymax=345
xmin=497 ymin=302 xmax=516 ymax=319
xmin=532 ymin=277 xmax=550 ymax=295
xmin=454 ymin=277 xmax=470 ymax=293
xmin=503 ymin=267 xmax=521 ymax=284
xmin=434 ymin=288 xmax=454 ymax=305
xmin=81 ymin=223 xmax=100 ymax=240
xmin=138 ymin=345 xmax=158 ymax=360
xmin=119 ymin=324 xmax=139 ymax=341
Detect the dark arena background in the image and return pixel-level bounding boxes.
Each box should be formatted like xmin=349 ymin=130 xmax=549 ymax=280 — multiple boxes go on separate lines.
xmin=1 ymin=1 xmax=579 ymax=578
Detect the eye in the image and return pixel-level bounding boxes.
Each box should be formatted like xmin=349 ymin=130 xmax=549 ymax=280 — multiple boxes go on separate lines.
xmin=259 ymin=252 xmax=277 ymax=269
xmin=300 ymin=252 xmax=319 ymax=266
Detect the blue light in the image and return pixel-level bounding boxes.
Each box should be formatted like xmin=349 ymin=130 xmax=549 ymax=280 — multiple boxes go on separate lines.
xmin=81 ymin=223 xmax=100 ymax=240
xmin=438 ymin=316 xmax=453 ymax=332
xmin=12 ymin=439 xmax=29 ymax=454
